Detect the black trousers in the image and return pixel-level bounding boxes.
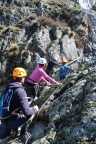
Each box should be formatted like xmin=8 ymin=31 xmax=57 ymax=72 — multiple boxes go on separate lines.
xmin=0 ymin=116 xmax=26 ymax=139
xmin=24 ymin=82 xmax=40 ymax=98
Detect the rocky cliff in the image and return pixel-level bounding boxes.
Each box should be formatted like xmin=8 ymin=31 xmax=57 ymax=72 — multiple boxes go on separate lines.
xmin=0 ymin=0 xmax=88 ymax=84
xmin=0 ymin=0 xmax=96 ymax=144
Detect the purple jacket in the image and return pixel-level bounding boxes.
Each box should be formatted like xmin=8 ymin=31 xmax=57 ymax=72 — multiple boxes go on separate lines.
xmin=8 ymin=82 xmax=36 ymax=118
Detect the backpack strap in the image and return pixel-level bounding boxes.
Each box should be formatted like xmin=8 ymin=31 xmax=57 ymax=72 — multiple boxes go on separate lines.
xmin=2 ymin=88 xmax=14 ymax=111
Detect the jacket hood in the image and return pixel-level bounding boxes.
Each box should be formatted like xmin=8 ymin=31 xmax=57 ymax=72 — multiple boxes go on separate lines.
xmin=8 ymin=81 xmax=23 ymax=89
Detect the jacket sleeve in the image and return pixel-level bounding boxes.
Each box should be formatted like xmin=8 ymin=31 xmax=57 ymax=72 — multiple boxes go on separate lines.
xmin=40 ymin=69 xmax=59 ymax=85
xmin=16 ymin=88 xmax=37 ymax=117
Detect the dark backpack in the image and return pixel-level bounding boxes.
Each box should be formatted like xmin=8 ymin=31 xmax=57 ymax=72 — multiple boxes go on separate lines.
xmin=59 ymin=65 xmax=72 ymax=80
xmin=0 ymin=87 xmax=14 ymax=119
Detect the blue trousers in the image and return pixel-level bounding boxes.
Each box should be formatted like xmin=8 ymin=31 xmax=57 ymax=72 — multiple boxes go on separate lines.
xmin=0 ymin=116 xmax=26 ymax=139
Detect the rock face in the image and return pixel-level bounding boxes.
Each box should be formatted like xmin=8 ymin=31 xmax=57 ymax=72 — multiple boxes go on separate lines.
xmin=0 ymin=1 xmax=83 ymax=83
xmin=30 ymin=66 xmax=96 ymax=144
xmin=87 ymin=10 xmax=96 ymax=56
xmin=7 ymin=63 xmax=96 ymax=144
xmin=0 ymin=0 xmax=96 ymax=144
xmin=0 ymin=20 xmax=78 ymax=83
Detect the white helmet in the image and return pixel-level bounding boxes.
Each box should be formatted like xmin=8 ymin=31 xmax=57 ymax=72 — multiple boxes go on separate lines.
xmin=37 ymin=58 xmax=47 ymax=64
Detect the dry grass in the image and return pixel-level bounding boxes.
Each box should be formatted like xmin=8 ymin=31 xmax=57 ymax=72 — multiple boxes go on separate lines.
xmin=0 ymin=15 xmax=68 ymax=36
xmin=38 ymin=16 xmax=68 ymax=29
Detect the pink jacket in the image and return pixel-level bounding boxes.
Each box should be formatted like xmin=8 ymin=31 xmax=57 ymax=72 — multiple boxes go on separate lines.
xmin=27 ymin=65 xmax=59 ymax=85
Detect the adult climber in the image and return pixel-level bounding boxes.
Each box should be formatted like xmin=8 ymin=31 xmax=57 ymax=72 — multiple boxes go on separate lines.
xmin=59 ymin=59 xmax=73 ymax=80
xmin=59 ymin=57 xmax=80 ymax=80
xmin=0 ymin=67 xmax=39 ymax=139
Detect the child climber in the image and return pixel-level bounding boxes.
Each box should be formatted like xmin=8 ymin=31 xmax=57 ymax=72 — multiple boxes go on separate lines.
xmin=27 ymin=57 xmax=60 ymax=85
xmin=26 ymin=58 xmax=61 ymax=99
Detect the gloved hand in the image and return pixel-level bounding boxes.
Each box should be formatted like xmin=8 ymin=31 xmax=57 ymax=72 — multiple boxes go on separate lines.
xmin=58 ymin=82 xmax=62 ymax=85
xmin=33 ymin=105 xmax=39 ymax=113
xmin=56 ymin=82 xmax=62 ymax=86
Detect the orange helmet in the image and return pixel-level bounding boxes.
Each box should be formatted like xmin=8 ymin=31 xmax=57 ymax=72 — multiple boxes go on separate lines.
xmin=12 ymin=67 xmax=27 ymax=79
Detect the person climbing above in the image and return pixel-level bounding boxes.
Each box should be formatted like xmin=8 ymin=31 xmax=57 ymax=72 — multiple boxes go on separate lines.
xmin=27 ymin=57 xmax=60 ymax=86
xmin=59 ymin=59 xmax=73 ymax=80
xmin=0 ymin=67 xmax=39 ymax=139
xmin=59 ymin=57 xmax=80 ymax=80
